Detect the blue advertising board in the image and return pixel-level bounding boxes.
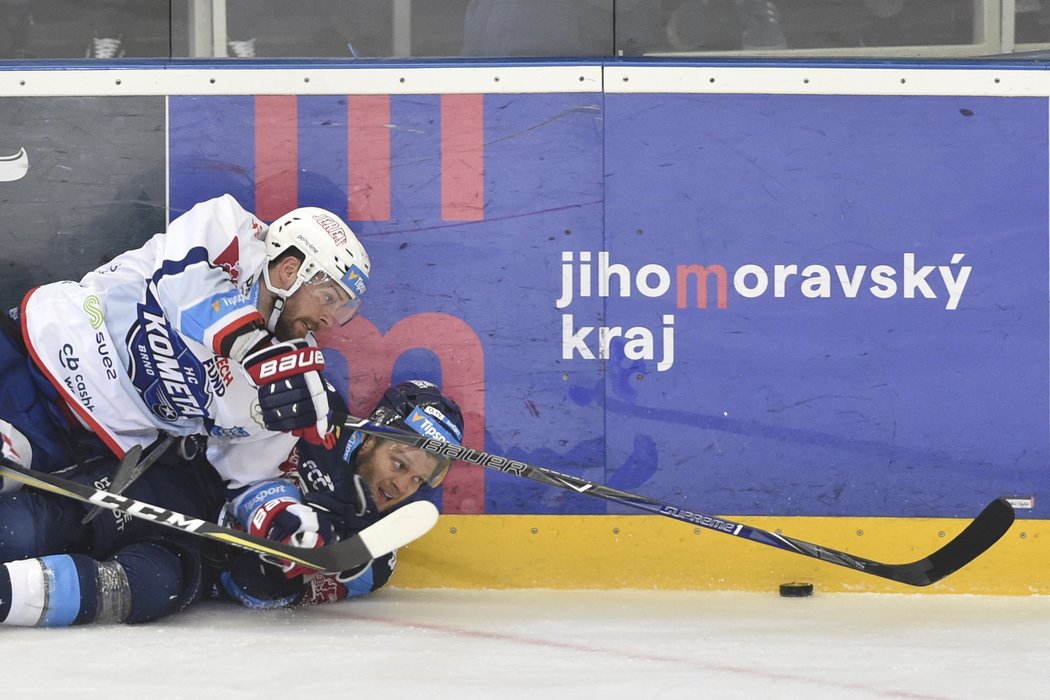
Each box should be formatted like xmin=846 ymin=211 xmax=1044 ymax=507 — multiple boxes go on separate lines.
xmin=2 ymin=64 xmax=1041 ymax=522
xmin=600 ymin=93 xmax=1048 ymax=518
xmin=166 ymin=86 xmax=1047 ymax=519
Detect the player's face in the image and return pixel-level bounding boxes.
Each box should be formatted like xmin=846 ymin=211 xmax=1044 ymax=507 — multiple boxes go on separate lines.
xmin=356 ymin=438 xmax=441 ymax=512
xmin=274 ymin=278 xmax=357 ymax=341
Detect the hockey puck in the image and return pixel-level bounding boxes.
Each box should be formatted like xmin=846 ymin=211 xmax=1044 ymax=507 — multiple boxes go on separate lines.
xmin=779 ymin=582 xmax=814 ymax=597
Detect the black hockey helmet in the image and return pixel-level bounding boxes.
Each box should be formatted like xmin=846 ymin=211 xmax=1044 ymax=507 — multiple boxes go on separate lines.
xmin=369 ymin=379 xmax=465 ymax=488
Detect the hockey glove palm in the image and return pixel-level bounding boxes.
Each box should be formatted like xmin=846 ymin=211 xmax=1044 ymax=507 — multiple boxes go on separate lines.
xmin=243 ymin=339 xmax=334 ymax=447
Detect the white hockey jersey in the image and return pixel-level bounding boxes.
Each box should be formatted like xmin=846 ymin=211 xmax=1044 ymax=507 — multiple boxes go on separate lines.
xmin=21 ymin=194 xmax=298 ymax=489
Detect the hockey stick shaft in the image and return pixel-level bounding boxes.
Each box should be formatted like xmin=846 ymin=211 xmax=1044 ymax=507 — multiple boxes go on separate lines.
xmin=337 ymin=413 xmax=1015 ymax=586
xmin=0 ymin=458 xmax=430 ymax=573
xmin=82 ymin=439 xmax=159 ymax=524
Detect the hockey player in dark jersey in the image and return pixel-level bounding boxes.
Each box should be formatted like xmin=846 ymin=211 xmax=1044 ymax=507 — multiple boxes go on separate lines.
xmin=221 ymin=379 xmax=464 ymax=607
xmin=0 ymin=379 xmax=464 ymax=625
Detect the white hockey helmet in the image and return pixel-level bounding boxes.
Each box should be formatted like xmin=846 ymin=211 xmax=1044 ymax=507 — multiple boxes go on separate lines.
xmin=262 ymin=207 xmax=371 ymax=330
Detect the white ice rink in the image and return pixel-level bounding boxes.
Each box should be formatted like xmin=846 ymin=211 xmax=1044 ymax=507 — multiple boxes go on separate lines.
xmin=1 ymin=589 xmax=1046 ymax=700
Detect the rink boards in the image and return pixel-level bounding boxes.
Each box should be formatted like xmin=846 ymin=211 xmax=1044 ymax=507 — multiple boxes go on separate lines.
xmin=0 ymin=61 xmax=1046 ymax=593
xmin=394 ymin=512 xmax=1044 ymax=594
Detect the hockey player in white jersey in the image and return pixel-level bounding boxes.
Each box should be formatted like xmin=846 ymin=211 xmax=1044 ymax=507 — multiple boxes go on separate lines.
xmin=9 ymin=193 xmax=370 ymax=491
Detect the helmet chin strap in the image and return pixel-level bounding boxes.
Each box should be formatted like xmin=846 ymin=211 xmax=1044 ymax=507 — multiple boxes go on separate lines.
xmin=261 ymin=265 xmax=307 ymax=334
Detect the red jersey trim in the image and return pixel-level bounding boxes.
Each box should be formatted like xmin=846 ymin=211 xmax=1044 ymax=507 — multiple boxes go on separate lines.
xmin=20 ymin=287 xmax=127 ymax=459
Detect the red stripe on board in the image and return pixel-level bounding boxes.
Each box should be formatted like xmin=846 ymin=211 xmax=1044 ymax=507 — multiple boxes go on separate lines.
xmin=441 ymin=94 xmax=485 ymax=221
xmin=347 ymin=95 xmax=391 ymax=221
xmin=254 ymin=95 xmax=299 ymax=220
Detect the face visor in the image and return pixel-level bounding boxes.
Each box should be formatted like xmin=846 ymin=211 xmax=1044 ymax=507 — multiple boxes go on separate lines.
xmin=399 ymin=404 xmax=462 ymax=487
xmin=425 ymin=455 xmax=453 ymax=489
xmin=302 ymin=273 xmax=363 ymax=326
xmin=383 ymin=441 xmax=452 ymax=489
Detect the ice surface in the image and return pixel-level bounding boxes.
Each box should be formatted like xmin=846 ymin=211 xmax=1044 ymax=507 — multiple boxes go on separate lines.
xmin=1 ymin=589 xmax=1046 ymax=700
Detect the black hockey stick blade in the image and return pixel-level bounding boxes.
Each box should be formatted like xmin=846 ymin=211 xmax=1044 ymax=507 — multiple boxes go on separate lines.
xmin=764 ymin=497 xmax=1015 ymax=586
xmin=0 ymin=458 xmax=438 ymax=573
xmin=336 ymin=413 xmax=1015 ymax=586
xmin=898 ymin=496 xmax=1016 ymax=585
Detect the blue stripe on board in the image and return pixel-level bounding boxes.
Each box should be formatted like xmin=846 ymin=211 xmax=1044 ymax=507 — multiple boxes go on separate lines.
xmin=298 ymin=95 xmax=351 ymax=218
xmin=169 ymin=96 xmax=256 ymax=218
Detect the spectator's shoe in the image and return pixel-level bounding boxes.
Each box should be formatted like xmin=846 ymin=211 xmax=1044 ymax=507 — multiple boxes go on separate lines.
xmin=738 ymin=0 xmax=787 ymax=50
xmin=228 ymin=38 xmax=257 ymax=58
xmin=88 ymin=36 xmax=125 ymax=59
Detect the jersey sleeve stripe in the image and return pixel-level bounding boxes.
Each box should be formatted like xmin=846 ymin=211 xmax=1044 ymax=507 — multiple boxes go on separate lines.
xmin=211 ymin=310 xmax=266 ymax=358
xmin=19 ymin=289 xmax=129 ymax=460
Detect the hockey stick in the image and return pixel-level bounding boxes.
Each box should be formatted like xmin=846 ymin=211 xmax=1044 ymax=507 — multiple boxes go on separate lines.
xmin=0 ymin=458 xmax=438 ymax=573
xmin=337 ymin=413 xmax=1015 ymax=586
xmin=82 ymin=441 xmax=151 ymax=524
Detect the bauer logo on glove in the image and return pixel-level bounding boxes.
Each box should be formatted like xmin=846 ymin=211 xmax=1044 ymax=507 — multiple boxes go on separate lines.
xmin=231 ymin=480 xmax=336 ymax=579
xmin=242 ymin=340 xmax=335 ymax=447
xmin=243 ymin=342 xmax=325 ymax=385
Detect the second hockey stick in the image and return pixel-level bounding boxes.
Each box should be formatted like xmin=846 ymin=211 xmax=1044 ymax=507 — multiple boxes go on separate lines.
xmin=337 ymin=413 xmax=1015 ymax=587
xmin=0 ymin=458 xmax=438 ymax=573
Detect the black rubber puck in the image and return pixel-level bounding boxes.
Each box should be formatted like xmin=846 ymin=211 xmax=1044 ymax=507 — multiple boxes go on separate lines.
xmin=779 ymin=582 xmax=814 ymax=597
